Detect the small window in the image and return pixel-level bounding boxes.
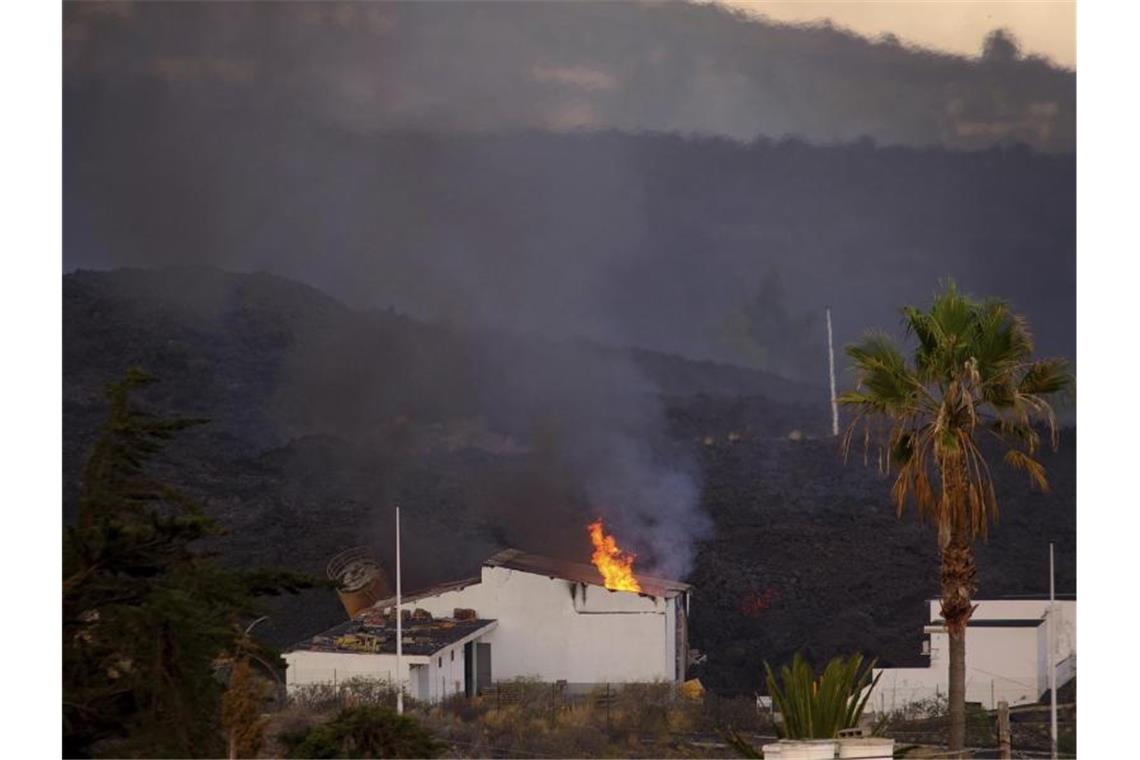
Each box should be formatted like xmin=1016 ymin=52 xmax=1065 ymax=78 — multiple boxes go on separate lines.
xmin=451 ymin=650 xmax=455 ymax=662
xmin=438 ymin=657 xmax=442 ymax=668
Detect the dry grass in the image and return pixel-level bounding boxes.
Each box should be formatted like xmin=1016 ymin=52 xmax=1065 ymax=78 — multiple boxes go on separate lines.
xmin=262 ymin=678 xmax=774 ymax=758
xmin=422 ymin=681 xmax=772 ymax=758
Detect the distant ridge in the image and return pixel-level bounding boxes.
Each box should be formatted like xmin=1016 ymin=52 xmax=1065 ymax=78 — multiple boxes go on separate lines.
xmin=66 ymin=1 xmax=1073 ymax=151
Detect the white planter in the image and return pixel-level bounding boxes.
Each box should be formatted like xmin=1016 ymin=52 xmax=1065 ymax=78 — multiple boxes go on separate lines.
xmin=777 ymin=739 xmax=839 ymax=760
xmin=837 ymin=737 xmax=894 ymax=759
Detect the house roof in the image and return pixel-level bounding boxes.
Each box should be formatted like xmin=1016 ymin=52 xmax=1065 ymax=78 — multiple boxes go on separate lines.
xmin=484 ymin=548 xmax=692 ymax=599
xmin=368 ymin=549 xmax=692 ymax=611
xmin=928 ymin=619 xmax=1046 ymax=629
xmin=926 ymin=594 xmax=1076 ymax=603
xmin=990 ymin=593 xmax=1077 ymax=601
xmin=287 ymin=610 xmax=496 ymax=657
xmin=373 ymin=576 xmax=483 ymax=610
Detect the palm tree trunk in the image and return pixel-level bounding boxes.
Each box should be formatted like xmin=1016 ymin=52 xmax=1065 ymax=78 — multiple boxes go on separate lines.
xmin=946 ymin=623 xmax=966 ymax=755
xmin=940 ymin=530 xmax=977 ymax=756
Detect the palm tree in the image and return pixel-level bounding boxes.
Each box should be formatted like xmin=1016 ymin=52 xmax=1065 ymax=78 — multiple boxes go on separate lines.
xmin=837 ymin=282 xmax=1070 ymax=754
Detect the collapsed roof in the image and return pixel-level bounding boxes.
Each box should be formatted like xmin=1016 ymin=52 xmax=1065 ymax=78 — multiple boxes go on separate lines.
xmin=288 ymin=607 xmax=496 ymax=657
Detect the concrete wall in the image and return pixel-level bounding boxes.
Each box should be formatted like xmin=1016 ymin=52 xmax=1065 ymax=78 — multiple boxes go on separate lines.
xmin=874 ymin=626 xmax=1039 ymax=710
xmin=931 ymin=598 xmax=1076 ymax=645
xmin=873 ymin=599 xmax=1077 ymax=711
xmin=390 ymin=565 xmax=681 ymax=686
xmin=284 ymin=629 xmax=493 ymax=703
xmin=283 ymin=650 xmax=418 ymax=691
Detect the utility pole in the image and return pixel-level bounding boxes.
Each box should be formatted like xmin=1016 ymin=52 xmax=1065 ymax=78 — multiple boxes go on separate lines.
xmin=1049 ymin=542 xmax=1057 ymax=760
xmin=826 ymin=306 xmax=839 ymax=436
xmin=396 ymin=505 xmax=404 ymax=715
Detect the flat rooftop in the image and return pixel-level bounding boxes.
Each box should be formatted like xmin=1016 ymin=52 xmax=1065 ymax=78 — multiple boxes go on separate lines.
xmin=288 ymin=608 xmax=496 ymax=657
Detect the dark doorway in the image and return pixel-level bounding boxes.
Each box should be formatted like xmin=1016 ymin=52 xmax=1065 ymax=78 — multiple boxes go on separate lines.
xmin=476 ymin=642 xmax=491 ymax=694
xmin=463 ymin=641 xmax=493 ymax=697
xmin=463 ymin=642 xmax=474 ymax=697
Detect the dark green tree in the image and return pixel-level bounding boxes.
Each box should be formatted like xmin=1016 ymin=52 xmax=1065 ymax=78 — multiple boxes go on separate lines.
xmin=63 ymin=368 xmax=312 ymax=758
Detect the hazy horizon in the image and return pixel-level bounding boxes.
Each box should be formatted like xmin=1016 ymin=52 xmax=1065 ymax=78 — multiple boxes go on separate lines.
xmin=717 ymin=0 xmax=1075 ymax=68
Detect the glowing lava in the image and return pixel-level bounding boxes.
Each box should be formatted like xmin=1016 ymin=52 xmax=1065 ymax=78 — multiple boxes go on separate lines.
xmin=587 ymin=519 xmax=641 ymax=592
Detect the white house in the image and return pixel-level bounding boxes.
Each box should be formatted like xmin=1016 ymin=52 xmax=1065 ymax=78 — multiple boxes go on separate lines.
xmin=283 ymin=611 xmax=497 ymax=704
xmin=284 ymin=548 xmax=692 ymax=702
xmin=872 ymin=596 xmax=1076 ymax=711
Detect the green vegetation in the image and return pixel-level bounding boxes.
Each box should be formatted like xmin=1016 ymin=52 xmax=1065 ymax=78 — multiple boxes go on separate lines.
xmin=279 ymin=706 xmax=442 ymax=759
xmin=63 ymin=368 xmax=313 ymax=758
xmin=838 ymin=281 xmax=1071 ymax=753
xmin=763 ymin=652 xmax=880 ymax=740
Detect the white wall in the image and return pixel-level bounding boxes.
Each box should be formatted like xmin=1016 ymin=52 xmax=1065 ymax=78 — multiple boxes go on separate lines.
xmin=387 ymin=565 xmax=680 ymax=685
xmin=283 ymin=650 xmax=421 ymax=691
xmin=929 ymin=598 xmax=1076 ymax=646
xmin=873 ymin=599 xmax=1077 ymax=711
xmin=426 ymin=641 xmax=467 ymax=702
xmin=284 ymin=629 xmax=494 ymax=703
xmin=873 ymin=627 xmax=1039 ymax=710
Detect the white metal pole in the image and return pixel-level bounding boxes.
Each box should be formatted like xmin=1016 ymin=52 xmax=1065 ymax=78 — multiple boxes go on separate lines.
xmin=826 ymin=306 xmax=839 ymax=437
xmin=396 ymin=505 xmax=404 ymax=715
xmin=1049 ymin=542 xmax=1057 ymax=760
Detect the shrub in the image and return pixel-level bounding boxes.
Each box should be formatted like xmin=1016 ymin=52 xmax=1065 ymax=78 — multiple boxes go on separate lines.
xmin=288 ymin=677 xmax=405 ymax=712
xmin=436 ymin=692 xmax=490 ymax=722
xmin=696 ymin=692 xmax=773 ymax=734
xmin=280 ymin=705 xmax=442 ymax=758
xmin=221 ymin=658 xmax=270 ymax=758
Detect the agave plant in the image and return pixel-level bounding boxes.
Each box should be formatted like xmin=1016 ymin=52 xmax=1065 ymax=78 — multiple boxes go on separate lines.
xmin=764 ymin=652 xmax=881 ymax=739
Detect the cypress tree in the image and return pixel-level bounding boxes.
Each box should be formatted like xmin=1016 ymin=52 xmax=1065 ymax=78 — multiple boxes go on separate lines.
xmin=63 ymin=368 xmax=311 ymax=757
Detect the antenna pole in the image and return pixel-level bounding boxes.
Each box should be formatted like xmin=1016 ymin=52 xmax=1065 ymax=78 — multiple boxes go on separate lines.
xmin=1049 ymin=542 xmax=1057 ymax=759
xmin=826 ymin=306 xmax=839 ymax=436
xmin=396 ymin=505 xmax=404 ymax=715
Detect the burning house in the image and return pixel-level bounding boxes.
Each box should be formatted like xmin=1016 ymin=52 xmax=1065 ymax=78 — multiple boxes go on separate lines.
xmin=284 ymin=524 xmax=692 ymax=702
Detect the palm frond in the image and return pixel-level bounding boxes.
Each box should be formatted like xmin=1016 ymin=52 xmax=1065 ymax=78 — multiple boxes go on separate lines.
xmin=764 ymin=653 xmax=881 ymax=740
xmin=1004 ymin=449 xmax=1050 ymax=492
xmin=842 ymin=283 xmax=1070 ymax=546
xmin=844 ymin=333 xmax=921 ymax=413
xmin=1019 ymin=358 xmax=1071 ymax=396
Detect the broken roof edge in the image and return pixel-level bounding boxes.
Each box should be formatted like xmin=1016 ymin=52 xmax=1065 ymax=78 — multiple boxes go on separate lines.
xmin=371 ymin=575 xmax=483 ymax=611
xmin=360 ymin=548 xmax=692 ymax=615
xmin=484 ymin=548 xmax=692 ymax=599
xmin=286 ymin=618 xmax=498 ymax=658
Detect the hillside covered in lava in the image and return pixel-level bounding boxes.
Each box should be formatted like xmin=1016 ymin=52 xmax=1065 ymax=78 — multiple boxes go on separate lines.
xmin=63 ymin=268 xmax=1075 ymax=695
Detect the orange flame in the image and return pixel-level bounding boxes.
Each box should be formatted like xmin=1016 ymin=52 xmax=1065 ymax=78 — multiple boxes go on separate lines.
xmin=587 ymin=519 xmax=641 ymax=592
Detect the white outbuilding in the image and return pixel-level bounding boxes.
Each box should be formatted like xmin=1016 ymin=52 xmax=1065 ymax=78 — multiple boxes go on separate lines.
xmin=872 ymin=595 xmax=1076 ymax=711
xmin=283 ymin=548 xmax=692 ymax=702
